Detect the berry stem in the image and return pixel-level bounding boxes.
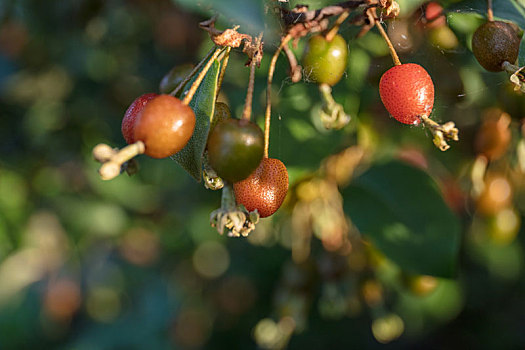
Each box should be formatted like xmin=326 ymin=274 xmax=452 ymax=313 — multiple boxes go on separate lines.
xmin=171 ymin=46 xmax=216 ymax=97
xmin=241 ymin=55 xmax=257 ymax=121
xmin=93 ymin=143 xmax=117 ymax=162
xmin=97 ymin=141 xmax=145 ymax=180
xmin=221 ymin=183 xmax=237 ymax=210
xmin=182 ymin=46 xmax=224 ymax=106
xmin=318 ymin=83 xmax=351 ymax=129
xmin=216 ymin=47 xmax=231 ymax=99
xmin=421 ymin=115 xmax=459 ymax=151
xmin=325 ymin=10 xmax=350 ymax=42
xmin=241 ymin=34 xmax=263 ymax=122
xmin=282 ymin=41 xmax=301 ymax=83
xmin=487 ymin=0 xmax=494 ymax=22
xmin=264 ymin=34 xmax=292 ymax=157
xmin=369 ymin=9 xmax=401 ymax=66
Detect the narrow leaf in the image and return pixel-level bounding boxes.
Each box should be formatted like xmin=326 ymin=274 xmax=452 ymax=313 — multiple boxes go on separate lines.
xmin=519 ymin=39 xmax=525 ymax=67
xmin=171 ymin=60 xmax=219 ymax=181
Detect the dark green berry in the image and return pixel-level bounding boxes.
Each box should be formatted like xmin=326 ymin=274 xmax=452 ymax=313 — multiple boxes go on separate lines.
xmin=210 ymin=102 xmax=231 ymax=133
xmin=207 ymin=118 xmax=264 ymax=183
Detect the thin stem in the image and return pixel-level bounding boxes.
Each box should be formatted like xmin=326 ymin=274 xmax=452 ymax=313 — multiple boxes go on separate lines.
xmin=182 ymin=47 xmax=224 ymax=105
xmin=282 ymin=43 xmax=301 ymax=83
xmin=172 ymin=46 xmax=216 ymax=97
xmin=216 ymin=47 xmax=231 ymax=99
xmin=98 ymin=141 xmax=145 ymax=180
xmin=369 ymin=9 xmax=401 ymax=66
xmin=421 ymin=115 xmax=459 ymax=151
xmin=325 ymin=10 xmax=350 ymax=41
xmin=221 ymin=183 xmax=237 ymax=210
xmin=487 ymin=0 xmax=494 ymax=22
xmin=264 ymin=34 xmax=292 ymax=157
xmin=241 ymin=55 xmax=258 ymax=121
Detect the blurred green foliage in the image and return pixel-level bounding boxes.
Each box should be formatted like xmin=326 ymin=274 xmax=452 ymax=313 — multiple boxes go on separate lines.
xmin=0 ymin=0 xmax=525 ymax=349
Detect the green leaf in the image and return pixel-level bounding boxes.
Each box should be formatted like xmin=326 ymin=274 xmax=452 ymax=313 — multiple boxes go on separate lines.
xmin=519 ymin=38 xmax=525 ymax=66
xmin=446 ymin=0 xmax=525 ymax=29
xmin=171 ymin=60 xmax=220 ymax=181
xmin=172 ymin=0 xmax=265 ymax=34
xmin=342 ymin=161 xmax=461 ymax=278
xmin=396 ymin=0 xmax=427 ymax=16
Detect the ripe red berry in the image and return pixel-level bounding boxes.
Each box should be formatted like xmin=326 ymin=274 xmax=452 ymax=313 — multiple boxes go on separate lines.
xmin=133 ymin=94 xmax=195 ymax=159
xmin=233 ymin=158 xmax=289 ymax=218
xmin=379 ymin=63 xmax=434 ymax=125
xmin=121 ymin=93 xmax=158 ymax=144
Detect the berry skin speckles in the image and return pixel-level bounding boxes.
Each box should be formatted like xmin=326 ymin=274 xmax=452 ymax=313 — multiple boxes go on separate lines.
xmin=379 ymin=63 xmax=434 ymax=125
xmin=472 ymin=21 xmax=521 ymax=72
xmin=121 ymin=93 xmax=158 ymax=144
xmin=133 ymin=94 xmax=196 ymax=159
xmin=233 ymin=158 xmax=289 ymax=218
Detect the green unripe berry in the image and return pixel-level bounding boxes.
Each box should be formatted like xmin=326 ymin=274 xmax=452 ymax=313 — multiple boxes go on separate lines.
xmin=302 ymin=34 xmax=348 ymax=86
xmin=207 ymin=118 xmax=264 ymax=183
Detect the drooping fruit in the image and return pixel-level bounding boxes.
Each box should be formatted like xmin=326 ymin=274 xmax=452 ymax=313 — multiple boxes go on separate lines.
xmin=121 ymin=93 xmax=158 ymax=144
xmin=159 ymin=63 xmax=194 ymax=95
xmin=472 ymin=21 xmax=521 ymax=72
xmin=302 ymin=34 xmax=348 ymax=86
xmin=133 ymin=94 xmax=195 ymax=159
xmin=207 ymin=118 xmax=264 ymax=183
xmin=379 ymin=63 xmax=434 ymax=125
xmin=233 ymin=158 xmax=288 ymax=218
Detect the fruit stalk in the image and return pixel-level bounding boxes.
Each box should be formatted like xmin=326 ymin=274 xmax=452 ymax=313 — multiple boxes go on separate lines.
xmin=216 ymin=47 xmax=231 ymax=98
xmin=97 ymin=141 xmax=145 ymax=180
xmin=242 ymin=54 xmax=258 ymax=121
xmin=487 ymin=0 xmax=494 ymax=22
xmin=264 ymin=34 xmax=292 ymax=157
xmin=370 ymin=9 xmax=401 ymax=66
xmin=282 ymin=41 xmax=301 ymax=83
xmin=210 ymin=183 xmax=260 ymax=237
xmin=318 ymin=83 xmax=351 ymax=129
xmin=421 ymin=115 xmax=459 ymax=151
xmin=181 ymin=46 xmax=224 ymax=106
xmin=325 ymin=10 xmax=350 ymax=42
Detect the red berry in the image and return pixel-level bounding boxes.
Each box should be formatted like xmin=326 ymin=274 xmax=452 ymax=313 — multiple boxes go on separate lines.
xmin=233 ymin=158 xmax=289 ymax=218
xmin=133 ymin=94 xmax=195 ymax=159
xmin=379 ymin=63 xmax=434 ymax=125
xmin=121 ymin=93 xmax=158 ymax=144
xmin=425 ymin=2 xmax=444 ymax=22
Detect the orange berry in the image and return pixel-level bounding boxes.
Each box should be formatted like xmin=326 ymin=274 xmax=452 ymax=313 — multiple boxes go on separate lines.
xmin=233 ymin=158 xmax=289 ymax=218
xmin=134 ymin=94 xmax=195 ymax=158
